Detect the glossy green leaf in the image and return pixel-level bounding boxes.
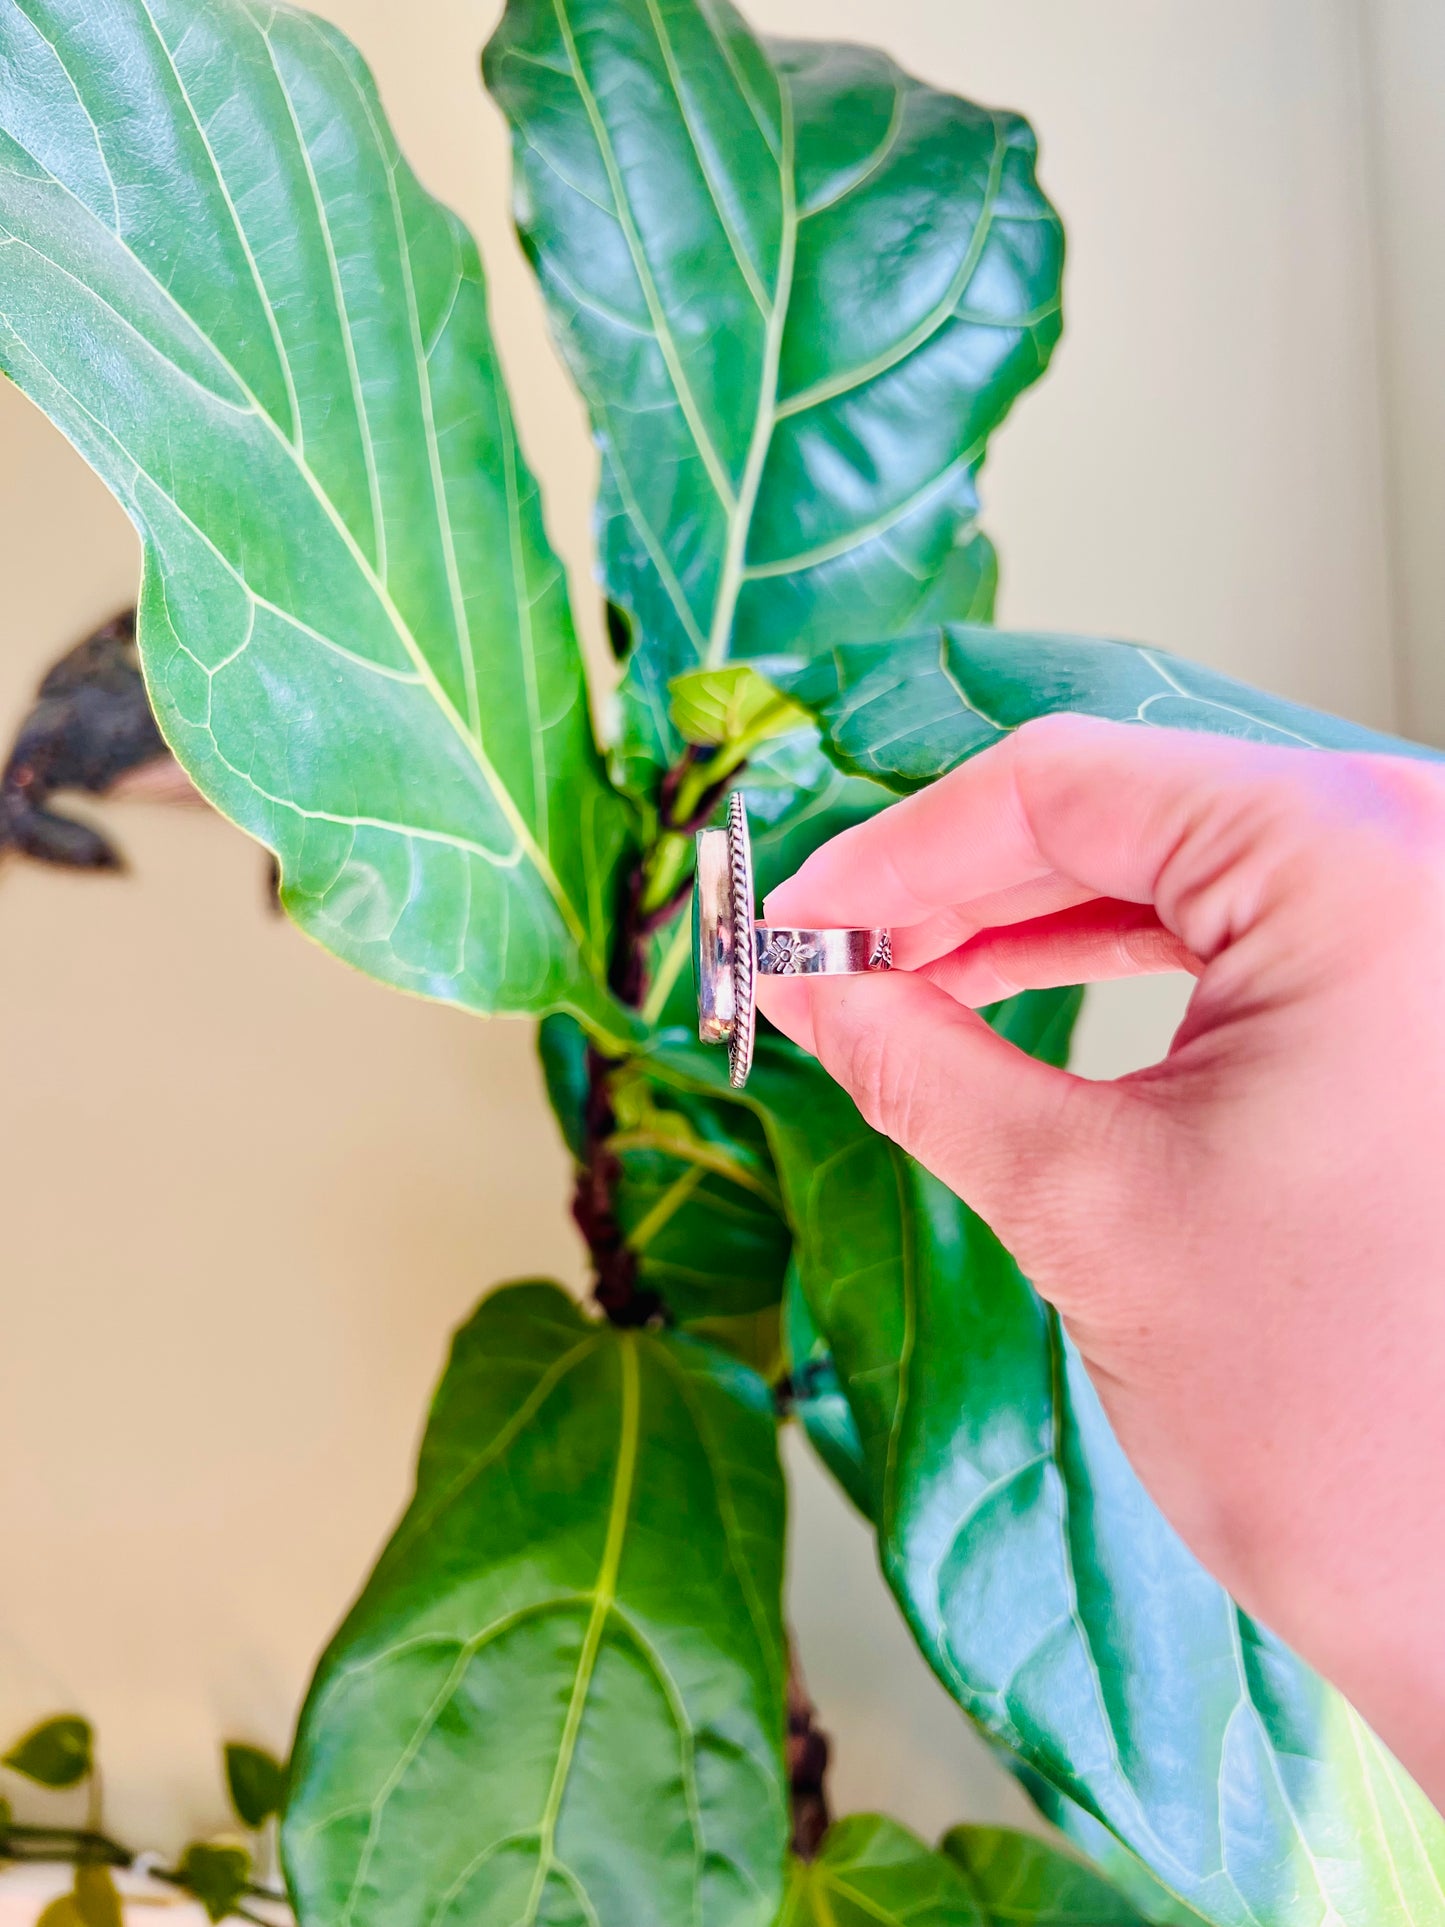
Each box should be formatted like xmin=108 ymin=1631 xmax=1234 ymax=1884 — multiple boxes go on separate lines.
xmin=784 ymin=989 xmax=1077 ymax=1527
xmin=610 ymin=1064 xmax=790 ymax=1323
xmin=1001 ymin=1773 xmax=1202 ymax=1927
xmin=669 ymin=664 xmax=811 ymax=753
xmin=942 ymin=1825 xmax=1149 ymax=1926
xmin=0 ymin=0 xmax=631 ymax=1030
xmin=781 ymin=1815 xmax=984 ymax=1926
xmin=649 ymin=1030 xmax=1445 ymax=1925
xmin=981 ymin=986 xmax=1084 ymax=1072
xmin=539 ymin=1010 xmax=595 ymax=1163
xmin=284 ymin=1281 xmax=787 ymax=1927
xmin=223 ymin=1742 xmax=286 ymax=1831
xmin=779 ymin=627 xmax=1444 ymax=795
xmin=485 ymin=0 xmax=1060 ymax=789
xmin=782 ymin=1262 xmax=869 ymax=1518
xmin=2 ymin=1716 xmax=91 ymax=1789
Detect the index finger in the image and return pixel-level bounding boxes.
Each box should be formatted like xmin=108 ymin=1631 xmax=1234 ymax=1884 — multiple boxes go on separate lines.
xmin=762 ymin=712 xmax=1312 ymax=932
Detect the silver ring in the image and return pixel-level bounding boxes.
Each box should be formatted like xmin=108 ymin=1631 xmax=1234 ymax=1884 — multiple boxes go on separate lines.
xmin=694 ymin=792 xmax=893 ymax=1088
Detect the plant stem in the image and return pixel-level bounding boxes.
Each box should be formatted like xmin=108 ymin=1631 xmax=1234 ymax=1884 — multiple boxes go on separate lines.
xmin=787 ymin=1652 xmax=831 ymax=1860
xmin=576 ymin=740 xmax=739 ymax=1326
xmin=1 ymin=1825 xmax=130 ymax=1866
xmin=0 ymin=1826 xmax=288 ymax=1913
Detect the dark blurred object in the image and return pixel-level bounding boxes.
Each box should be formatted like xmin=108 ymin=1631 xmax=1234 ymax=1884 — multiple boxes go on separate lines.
xmin=787 ymin=1654 xmax=831 ymax=1860
xmin=0 ymin=609 xmax=196 ymax=871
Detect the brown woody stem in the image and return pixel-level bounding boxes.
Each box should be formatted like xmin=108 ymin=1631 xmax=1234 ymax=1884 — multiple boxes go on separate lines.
xmin=787 ymin=1650 xmax=832 ymax=1860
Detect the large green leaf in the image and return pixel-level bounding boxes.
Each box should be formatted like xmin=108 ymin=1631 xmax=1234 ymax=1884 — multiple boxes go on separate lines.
xmin=0 ymin=0 xmax=630 ymax=1027
xmin=942 ymin=1825 xmax=1149 ymax=1926
xmin=284 ymin=1282 xmax=787 ymax=1927
xmin=609 ymin=1063 xmax=790 ymax=1325
xmin=779 ymin=627 xmax=1443 ymax=794
xmin=485 ymin=0 xmax=1062 ymax=790
xmin=780 ymin=1815 xmax=984 ymax=1927
xmin=649 ymin=1036 xmax=1445 ymax=1926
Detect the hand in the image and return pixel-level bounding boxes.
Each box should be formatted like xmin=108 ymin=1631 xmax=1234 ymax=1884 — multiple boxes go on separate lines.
xmin=757 ymin=714 xmax=1445 ymax=1808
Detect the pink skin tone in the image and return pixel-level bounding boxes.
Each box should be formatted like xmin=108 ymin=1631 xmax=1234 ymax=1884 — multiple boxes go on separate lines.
xmin=757 ymin=713 xmax=1445 ymax=1810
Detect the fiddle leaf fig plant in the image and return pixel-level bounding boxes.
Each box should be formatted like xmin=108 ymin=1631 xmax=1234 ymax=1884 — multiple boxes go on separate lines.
xmin=1 ymin=1 xmax=1442 ymax=1925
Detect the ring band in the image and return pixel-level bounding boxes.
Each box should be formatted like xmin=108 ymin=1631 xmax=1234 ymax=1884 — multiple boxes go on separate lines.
xmin=755 ymin=926 xmax=893 ymax=975
xmin=694 ymin=792 xmax=893 ymax=1088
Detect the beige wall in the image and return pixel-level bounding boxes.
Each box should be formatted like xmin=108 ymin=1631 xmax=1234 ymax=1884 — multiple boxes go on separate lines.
xmin=0 ymin=0 xmax=1410 ymax=1876
xmin=1359 ymin=0 xmax=1445 ymax=749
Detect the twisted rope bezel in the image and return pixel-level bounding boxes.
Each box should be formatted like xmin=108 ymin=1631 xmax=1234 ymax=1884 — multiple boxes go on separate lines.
xmin=726 ymin=792 xmax=756 ymax=1088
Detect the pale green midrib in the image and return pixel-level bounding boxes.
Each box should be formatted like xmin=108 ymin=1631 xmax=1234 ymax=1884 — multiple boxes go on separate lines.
xmin=393 ymin=1334 xmax=603 ymax=1554
xmin=695 ymin=0 xmax=777 ymax=162
xmin=0 ymin=55 xmax=598 ymax=966
xmin=1343 ymin=1706 xmax=1421 ymax=1927
xmin=626 ymin=1161 xmax=707 ymax=1251
xmin=333 ymin=1638 xmax=478 ymax=1927
xmin=742 ymin=434 xmax=987 ymax=581
xmin=322 ymin=1598 xmax=593 ymax=1913
xmin=257 ymin=14 xmax=387 ymax=580
xmin=795 ymin=74 xmax=905 ymax=223
xmin=641 ymin=0 xmax=768 ymax=315
xmin=810 ymin=1869 xmax=893 ymax=1927
xmin=829 ymin=634 xmax=1390 ymax=764
xmin=1225 ymin=1602 xmax=1344 ymax=1925
xmin=21 ymin=6 xmax=119 ymax=232
xmin=133 ymin=0 xmax=303 ymax=449
xmin=704 ymin=73 xmax=795 ymax=667
xmin=322 ymin=1628 xmax=614 ymax=1907
xmin=776 ymin=1861 xmax=808 ymax=1927
xmin=937 ymin=629 xmax=1011 ymax=734
xmin=1364 ymin=1712 xmax=1445 ymax=1903
xmin=773 ymin=114 xmax=1010 ymax=422
xmin=639 ymin=909 xmax=693 ymax=1025
xmin=604 ymin=1602 xmax=707 ymax=1922
xmin=3 ymin=333 xmax=536 ymax=895
xmin=522 ymin=1334 xmax=641 ymax=1926
xmin=345 ymin=29 xmax=483 ymax=747
xmin=1132 ymin=648 xmax=1321 ymax=749
xmin=493 ymin=354 xmax=553 ymax=876
xmin=547 ymin=0 xmax=737 ymax=513
xmin=607 ymin=1127 xmax=782 ymax=1206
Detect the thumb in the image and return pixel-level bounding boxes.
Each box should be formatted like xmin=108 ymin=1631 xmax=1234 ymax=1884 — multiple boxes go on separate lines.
xmin=761 ymin=970 xmax=1120 ymax=1246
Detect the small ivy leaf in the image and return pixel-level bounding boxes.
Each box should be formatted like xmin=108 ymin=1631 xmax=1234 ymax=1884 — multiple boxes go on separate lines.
xmin=2 ymin=1716 xmax=93 ymax=1789
xmin=223 ymin=1742 xmax=286 ymax=1831
xmin=668 ymin=665 xmax=810 ymax=755
xmin=72 ymin=1864 xmax=124 ymax=1927
xmin=0 ymin=1791 xmax=12 ymax=1842
xmin=177 ymin=1841 xmax=253 ymax=1923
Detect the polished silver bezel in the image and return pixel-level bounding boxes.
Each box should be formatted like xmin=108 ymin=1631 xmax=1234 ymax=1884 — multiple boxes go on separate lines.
xmin=693 ymin=826 xmax=734 ymax=1045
